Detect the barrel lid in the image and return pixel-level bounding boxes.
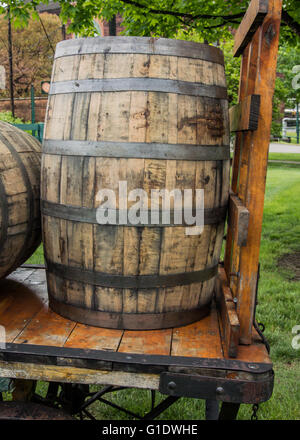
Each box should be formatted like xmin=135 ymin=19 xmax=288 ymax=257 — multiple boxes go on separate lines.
xmin=55 ymin=36 xmax=225 ymax=65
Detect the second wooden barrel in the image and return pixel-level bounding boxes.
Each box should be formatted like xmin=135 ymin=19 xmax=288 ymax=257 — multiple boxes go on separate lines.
xmin=42 ymin=36 xmax=230 ymax=329
xmin=0 ymin=121 xmax=41 ymax=279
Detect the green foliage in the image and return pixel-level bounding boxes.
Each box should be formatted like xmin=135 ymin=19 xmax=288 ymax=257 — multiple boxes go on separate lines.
xmin=271 ymin=42 xmax=300 ymax=136
xmin=2 ymin=0 xmax=300 ymax=45
xmin=276 ymin=43 xmax=300 ymax=104
xmin=220 ymin=39 xmax=240 ymax=105
xmin=0 ymin=110 xmax=24 ymax=124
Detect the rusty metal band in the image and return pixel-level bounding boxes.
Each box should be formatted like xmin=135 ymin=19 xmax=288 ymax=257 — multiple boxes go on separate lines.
xmin=41 ymin=200 xmax=227 ymax=227
xmin=42 ymin=139 xmax=230 ymax=161
xmin=0 ymin=175 xmax=8 ymax=253
xmin=46 ymin=260 xmax=218 ymax=289
xmin=0 ymin=132 xmax=35 ymax=268
xmin=55 ymin=36 xmax=225 ymax=65
xmin=48 ymin=295 xmax=211 ymax=330
xmin=49 ymin=78 xmax=228 ymax=99
xmin=0 ymin=341 xmax=274 ymax=374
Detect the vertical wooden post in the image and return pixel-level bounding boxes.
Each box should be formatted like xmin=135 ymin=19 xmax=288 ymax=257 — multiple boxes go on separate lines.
xmin=224 ymin=0 xmax=283 ymax=344
xmin=237 ymin=0 xmax=282 ymax=343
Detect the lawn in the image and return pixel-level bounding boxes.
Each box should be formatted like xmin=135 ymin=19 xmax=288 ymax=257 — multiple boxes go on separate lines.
xmin=268 ymin=153 xmax=300 ymax=162
xmin=22 ymin=163 xmax=300 ymax=420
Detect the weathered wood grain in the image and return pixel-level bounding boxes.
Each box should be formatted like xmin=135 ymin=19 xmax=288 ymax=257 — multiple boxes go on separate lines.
xmin=227 ymin=192 xmax=250 ymax=248
xmin=0 ymin=360 xmax=160 ymax=389
xmin=118 ymin=329 xmax=172 ymax=355
xmin=215 ymin=268 xmax=240 ymax=358
xmin=233 ymin=0 xmax=269 ymax=57
xmin=0 ymin=122 xmax=41 ymax=280
xmin=225 ymin=0 xmax=283 ymax=344
xmin=42 ymin=38 xmax=230 ymax=329
xmin=171 ymin=306 xmax=223 ymax=359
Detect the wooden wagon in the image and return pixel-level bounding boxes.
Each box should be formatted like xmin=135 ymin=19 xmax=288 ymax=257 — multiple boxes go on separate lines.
xmin=0 ymin=0 xmax=282 ymax=420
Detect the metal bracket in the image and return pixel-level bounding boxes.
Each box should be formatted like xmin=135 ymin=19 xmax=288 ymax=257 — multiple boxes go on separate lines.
xmin=159 ymin=371 xmax=274 ymax=404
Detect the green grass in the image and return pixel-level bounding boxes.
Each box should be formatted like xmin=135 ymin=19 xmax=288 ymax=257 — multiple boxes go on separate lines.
xmin=256 ymin=164 xmax=300 ymax=364
xmin=18 ymin=163 xmax=300 ymax=420
xmin=26 ymin=244 xmax=44 ymax=264
xmin=230 ymin=153 xmax=300 ymax=163
xmin=268 ymin=153 xmax=300 ymax=162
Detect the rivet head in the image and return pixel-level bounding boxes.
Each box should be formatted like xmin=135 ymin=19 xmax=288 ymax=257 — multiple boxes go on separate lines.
xmin=216 ymin=387 xmax=224 ymax=395
xmin=248 ymin=364 xmax=259 ymax=370
xmin=167 ymin=381 xmax=177 ymax=391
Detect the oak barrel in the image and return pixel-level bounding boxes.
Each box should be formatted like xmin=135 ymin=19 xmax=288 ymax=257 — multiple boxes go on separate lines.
xmin=0 ymin=121 xmax=41 ymax=279
xmin=42 ymin=37 xmax=230 ymax=329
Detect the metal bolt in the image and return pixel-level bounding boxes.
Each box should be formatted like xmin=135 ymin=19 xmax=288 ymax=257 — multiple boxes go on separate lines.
xmin=216 ymin=387 xmax=224 ymax=395
xmin=248 ymin=364 xmax=259 ymax=370
xmin=167 ymin=381 xmax=177 ymax=391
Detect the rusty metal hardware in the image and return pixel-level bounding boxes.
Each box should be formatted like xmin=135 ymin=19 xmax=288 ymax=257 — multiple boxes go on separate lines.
xmin=159 ymin=372 xmax=274 ymax=404
xmin=0 ymin=342 xmax=273 ymax=375
xmin=251 ymin=403 xmax=259 ymax=420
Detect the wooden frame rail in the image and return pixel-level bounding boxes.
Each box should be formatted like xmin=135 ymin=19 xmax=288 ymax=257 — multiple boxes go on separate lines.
xmin=224 ymin=0 xmax=282 ymax=344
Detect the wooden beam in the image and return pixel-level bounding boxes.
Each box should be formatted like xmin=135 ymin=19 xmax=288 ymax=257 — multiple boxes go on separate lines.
xmin=224 ymin=192 xmax=250 ymax=280
xmin=233 ymin=0 xmax=269 ymax=57
xmin=229 ymin=94 xmax=260 ymax=132
xmin=236 ymin=0 xmax=283 ymax=343
xmin=228 ymin=192 xmax=250 ymax=247
xmin=216 ymin=268 xmax=240 ymax=358
xmin=0 ymin=360 xmax=161 ymax=389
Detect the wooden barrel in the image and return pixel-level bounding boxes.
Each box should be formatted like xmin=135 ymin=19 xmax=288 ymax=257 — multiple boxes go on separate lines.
xmin=42 ymin=37 xmax=230 ymax=329
xmin=0 ymin=121 xmax=41 ymax=279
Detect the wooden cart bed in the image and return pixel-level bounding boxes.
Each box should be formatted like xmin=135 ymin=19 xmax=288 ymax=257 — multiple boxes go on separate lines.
xmin=0 ymin=267 xmax=273 ymax=406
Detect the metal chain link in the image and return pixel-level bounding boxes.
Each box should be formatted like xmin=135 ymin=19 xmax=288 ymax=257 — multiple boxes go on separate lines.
xmin=251 ymin=403 xmax=259 ymax=420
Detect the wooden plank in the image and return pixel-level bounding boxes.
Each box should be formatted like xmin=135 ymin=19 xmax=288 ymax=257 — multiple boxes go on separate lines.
xmin=0 ymin=272 xmax=46 ymax=343
xmin=118 ymin=329 xmax=172 ymax=356
xmin=14 ymin=304 xmax=76 ymax=347
xmin=224 ymin=192 xmax=250 ymax=281
xmin=228 ymin=192 xmax=250 ymax=247
xmin=64 ymin=324 xmax=123 ymax=351
xmin=6 ymin=267 xmax=35 ymax=283
xmin=216 ymin=268 xmax=240 ymax=358
xmin=235 ymin=330 xmax=272 ymax=364
xmin=230 ymin=44 xmax=251 ymax=195
xmin=229 ymin=94 xmax=260 ymax=132
xmin=233 ymin=0 xmax=269 ymax=57
xmin=226 ymin=38 xmax=261 ymax=295
xmin=0 ymin=360 xmax=160 ymax=389
xmin=171 ymin=306 xmax=223 ymax=359
xmin=223 ymin=47 xmax=251 ymax=281
xmin=236 ymin=0 xmax=283 ymax=343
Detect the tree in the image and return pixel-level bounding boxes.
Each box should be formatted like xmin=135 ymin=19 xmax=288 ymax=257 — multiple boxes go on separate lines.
xmin=0 ymin=12 xmax=62 ymax=98
xmin=1 ymin=0 xmax=300 ymax=44
xmin=273 ymin=43 xmax=300 ymax=137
